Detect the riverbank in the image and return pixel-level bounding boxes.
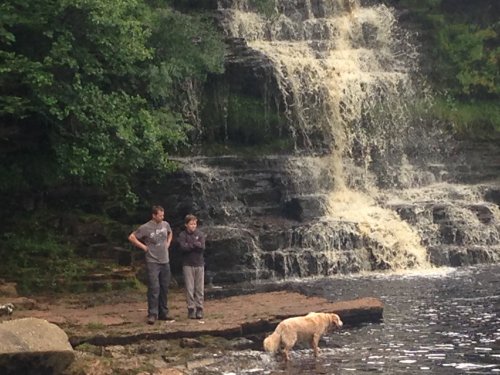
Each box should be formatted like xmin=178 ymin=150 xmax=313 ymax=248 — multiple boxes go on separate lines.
xmin=0 ymin=287 xmax=383 ymax=374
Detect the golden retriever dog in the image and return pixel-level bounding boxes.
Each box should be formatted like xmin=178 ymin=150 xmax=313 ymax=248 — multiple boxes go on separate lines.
xmin=263 ymin=312 xmax=343 ymax=361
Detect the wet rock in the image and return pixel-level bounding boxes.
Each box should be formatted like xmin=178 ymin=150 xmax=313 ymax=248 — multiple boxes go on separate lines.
xmin=185 ymin=356 xmax=218 ymax=370
xmin=180 ymin=338 xmax=204 ymax=348
xmin=0 ymin=318 xmax=75 ymax=375
xmin=229 ymin=337 xmax=256 ymax=350
xmin=428 ymin=245 xmax=500 ymax=266
xmin=283 ymin=195 xmax=329 ymax=221
xmin=103 ymin=345 xmax=127 ymax=358
xmin=137 ymin=342 xmax=159 ymax=354
xmin=468 ymin=204 xmax=496 ymax=224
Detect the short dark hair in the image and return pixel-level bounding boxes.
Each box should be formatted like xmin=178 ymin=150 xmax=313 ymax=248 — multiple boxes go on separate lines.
xmin=185 ymin=214 xmax=197 ymax=224
xmin=152 ymin=205 xmax=164 ymax=215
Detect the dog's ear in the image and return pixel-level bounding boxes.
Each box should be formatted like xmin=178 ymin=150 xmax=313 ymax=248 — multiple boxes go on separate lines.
xmin=330 ymin=313 xmax=343 ymax=327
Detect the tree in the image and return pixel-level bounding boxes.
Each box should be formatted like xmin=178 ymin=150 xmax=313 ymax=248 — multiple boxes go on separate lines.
xmin=0 ymin=0 xmax=224 ymax=212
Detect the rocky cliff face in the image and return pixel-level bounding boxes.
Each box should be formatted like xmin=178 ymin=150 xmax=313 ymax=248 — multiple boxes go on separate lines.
xmin=149 ymin=0 xmax=500 ymax=283
xmin=149 ymin=152 xmax=500 ymax=284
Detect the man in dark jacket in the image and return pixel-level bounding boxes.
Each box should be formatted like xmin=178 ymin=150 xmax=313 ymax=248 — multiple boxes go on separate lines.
xmin=177 ymin=214 xmax=206 ymax=319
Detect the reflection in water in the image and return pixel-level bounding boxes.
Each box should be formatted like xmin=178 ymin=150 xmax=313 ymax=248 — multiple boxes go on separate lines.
xmin=194 ymin=265 xmax=500 ymax=374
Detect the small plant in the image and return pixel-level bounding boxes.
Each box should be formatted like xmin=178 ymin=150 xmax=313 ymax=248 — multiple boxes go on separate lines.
xmin=85 ymin=322 xmax=106 ymax=330
xmin=249 ymin=0 xmax=277 ymax=18
xmin=432 ymin=97 xmax=500 ymax=137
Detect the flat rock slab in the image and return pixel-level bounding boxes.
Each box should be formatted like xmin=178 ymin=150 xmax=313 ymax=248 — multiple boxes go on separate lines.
xmin=73 ymin=292 xmax=382 ymax=346
xmin=1 ymin=291 xmax=383 ymax=347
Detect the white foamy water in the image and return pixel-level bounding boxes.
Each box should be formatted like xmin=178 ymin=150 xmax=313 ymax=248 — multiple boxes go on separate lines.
xmin=219 ymin=0 xmax=437 ymax=271
xmin=327 ymin=188 xmax=430 ymax=269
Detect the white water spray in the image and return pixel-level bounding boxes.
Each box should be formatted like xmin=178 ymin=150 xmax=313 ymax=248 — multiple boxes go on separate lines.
xmin=220 ymin=0 xmax=431 ymax=270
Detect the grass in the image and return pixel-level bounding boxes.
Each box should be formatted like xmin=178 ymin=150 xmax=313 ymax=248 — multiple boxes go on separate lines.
xmin=432 ymin=97 xmax=500 ymax=138
xmin=85 ymin=322 xmax=106 ymax=330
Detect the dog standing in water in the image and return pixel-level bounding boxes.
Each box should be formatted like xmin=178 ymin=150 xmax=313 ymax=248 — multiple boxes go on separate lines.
xmin=263 ymin=312 xmax=343 ymax=361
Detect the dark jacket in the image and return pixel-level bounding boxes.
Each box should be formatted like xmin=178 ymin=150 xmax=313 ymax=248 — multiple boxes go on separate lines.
xmin=177 ymin=229 xmax=206 ymax=267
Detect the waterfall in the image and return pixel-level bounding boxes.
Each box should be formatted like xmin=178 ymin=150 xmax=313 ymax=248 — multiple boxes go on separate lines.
xmin=159 ymin=1 xmax=499 ymax=283
xmin=218 ymin=0 xmax=432 ymax=270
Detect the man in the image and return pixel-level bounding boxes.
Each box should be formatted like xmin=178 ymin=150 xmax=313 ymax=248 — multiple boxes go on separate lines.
xmin=128 ymin=205 xmax=173 ymax=324
xmin=177 ymin=214 xmax=206 ymax=319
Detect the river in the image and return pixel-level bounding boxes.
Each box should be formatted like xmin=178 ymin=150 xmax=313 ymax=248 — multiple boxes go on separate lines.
xmin=194 ymin=264 xmax=500 ymax=374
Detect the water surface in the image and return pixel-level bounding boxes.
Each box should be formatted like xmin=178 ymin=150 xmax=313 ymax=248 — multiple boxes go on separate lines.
xmin=195 ymin=265 xmax=500 ymax=374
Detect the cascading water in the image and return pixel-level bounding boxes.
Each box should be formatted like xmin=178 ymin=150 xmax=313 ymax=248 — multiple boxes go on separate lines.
xmin=218 ymin=0 xmax=433 ymax=271
xmin=161 ymin=0 xmax=500 ymax=283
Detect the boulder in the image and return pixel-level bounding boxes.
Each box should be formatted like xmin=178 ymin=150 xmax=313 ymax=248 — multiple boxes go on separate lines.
xmin=0 ymin=318 xmax=74 ymax=375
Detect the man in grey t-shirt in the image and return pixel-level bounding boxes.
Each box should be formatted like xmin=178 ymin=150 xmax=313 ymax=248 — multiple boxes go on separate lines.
xmin=129 ymin=205 xmax=173 ymax=324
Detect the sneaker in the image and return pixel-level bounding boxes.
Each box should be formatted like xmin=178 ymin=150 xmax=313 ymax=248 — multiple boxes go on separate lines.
xmin=188 ymin=308 xmax=196 ymax=319
xmin=195 ymin=308 xmax=204 ymax=319
xmin=147 ymin=315 xmax=156 ymax=325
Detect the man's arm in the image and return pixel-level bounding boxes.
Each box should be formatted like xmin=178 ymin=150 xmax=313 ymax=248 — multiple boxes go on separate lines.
xmin=178 ymin=231 xmax=194 ymax=252
xmin=128 ymin=232 xmax=147 ymax=252
xmin=166 ymin=231 xmax=173 ymax=249
xmin=193 ymin=231 xmax=206 ymax=250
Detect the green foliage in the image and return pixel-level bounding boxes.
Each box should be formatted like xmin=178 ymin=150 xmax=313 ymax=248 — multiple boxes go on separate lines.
xmin=85 ymin=322 xmax=106 ymax=330
xmin=145 ymin=7 xmax=225 ymax=104
xmin=0 ymin=208 xmax=108 ymax=293
xmin=434 ymin=23 xmax=498 ymax=97
xmin=249 ymin=0 xmax=277 ymax=18
xmin=0 ymin=0 xmax=225 ymax=209
xmin=201 ymin=139 xmax=293 ymax=156
xmin=395 ymin=0 xmax=499 ymax=136
xmin=201 ymin=91 xmax=289 ymax=147
xmin=0 ymin=201 xmax=125 ymax=295
xmin=432 ymin=97 xmax=500 ymax=136
xmin=227 ymin=95 xmax=276 ymax=144
xmin=0 ymin=230 xmax=83 ymax=293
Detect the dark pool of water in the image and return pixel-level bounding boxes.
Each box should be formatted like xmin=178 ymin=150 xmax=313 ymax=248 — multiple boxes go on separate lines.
xmin=194 ymin=264 xmax=500 ymax=374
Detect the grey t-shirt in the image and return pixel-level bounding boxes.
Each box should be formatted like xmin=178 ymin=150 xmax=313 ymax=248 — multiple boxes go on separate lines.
xmin=134 ymin=220 xmax=172 ymax=263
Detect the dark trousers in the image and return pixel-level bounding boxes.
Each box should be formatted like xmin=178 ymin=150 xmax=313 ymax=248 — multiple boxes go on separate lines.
xmin=146 ymin=262 xmax=171 ymax=318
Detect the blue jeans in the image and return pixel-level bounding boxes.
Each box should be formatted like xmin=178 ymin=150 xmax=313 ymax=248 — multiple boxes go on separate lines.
xmin=146 ymin=262 xmax=171 ymax=318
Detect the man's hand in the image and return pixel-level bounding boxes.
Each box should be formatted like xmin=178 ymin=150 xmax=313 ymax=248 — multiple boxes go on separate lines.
xmin=129 ymin=232 xmax=147 ymax=252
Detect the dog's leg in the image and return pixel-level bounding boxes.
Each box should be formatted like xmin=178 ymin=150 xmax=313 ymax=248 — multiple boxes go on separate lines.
xmin=311 ymin=333 xmax=321 ymax=357
xmin=281 ymin=331 xmax=296 ymax=362
xmin=283 ymin=347 xmax=290 ymax=362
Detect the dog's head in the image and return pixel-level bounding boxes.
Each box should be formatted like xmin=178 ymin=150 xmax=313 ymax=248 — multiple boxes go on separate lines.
xmin=328 ymin=313 xmax=343 ymax=328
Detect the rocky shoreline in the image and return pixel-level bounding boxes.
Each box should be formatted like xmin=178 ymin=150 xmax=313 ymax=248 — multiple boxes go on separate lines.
xmin=1 ymin=287 xmax=383 ymax=374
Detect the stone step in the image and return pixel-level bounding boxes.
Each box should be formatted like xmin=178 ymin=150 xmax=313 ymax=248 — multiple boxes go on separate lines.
xmin=66 ymin=266 xmax=139 ymax=293
xmin=428 ymin=245 xmax=500 ymax=267
xmin=80 ymin=244 xmax=134 ymax=266
xmin=78 ymin=267 xmax=136 ymax=281
xmin=66 ymin=278 xmax=139 ymax=293
xmin=239 ymin=188 xmax=282 ymax=205
xmin=247 ymin=205 xmax=283 ymax=217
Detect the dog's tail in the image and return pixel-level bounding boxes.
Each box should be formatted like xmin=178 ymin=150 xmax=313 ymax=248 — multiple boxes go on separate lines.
xmin=263 ymin=331 xmax=281 ymax=353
